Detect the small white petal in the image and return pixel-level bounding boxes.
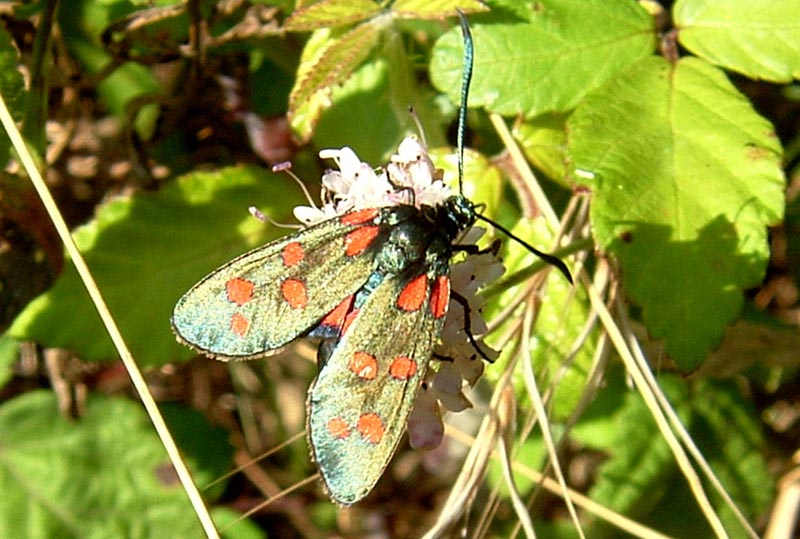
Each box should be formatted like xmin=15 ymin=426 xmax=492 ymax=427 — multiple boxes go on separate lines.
xmin=408 ymin=387 xmax=444 ymax=449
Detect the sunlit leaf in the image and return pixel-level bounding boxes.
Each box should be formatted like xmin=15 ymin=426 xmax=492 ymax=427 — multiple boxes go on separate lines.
xmin=289 ymin=20 xmax=386 ymax=142
xmin=570 ymin=57 xmax=784 ymax=369
xmin=392 ymin=0 xmax=487 ymax=19
xmin=675 ymin=0 xmax=800 ymax=82
xmin=284 ymin=0 xmax=382 ymax=31
xmin=430 ymin=0 xmax=655 ymax=117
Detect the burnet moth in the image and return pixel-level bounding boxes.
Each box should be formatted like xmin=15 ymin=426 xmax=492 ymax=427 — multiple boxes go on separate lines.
xmin=172 ymin=12 xmax=571 ymax=505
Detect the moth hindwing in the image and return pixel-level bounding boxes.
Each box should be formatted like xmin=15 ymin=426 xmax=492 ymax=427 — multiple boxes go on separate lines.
xmin=307 ymin=202 xmax=467 ymax=505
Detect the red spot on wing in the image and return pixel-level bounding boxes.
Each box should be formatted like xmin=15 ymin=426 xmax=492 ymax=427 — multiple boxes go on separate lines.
xmin=327 ymin=417 xmax=350 ymax=439
xmin=389 ymin=356 xmax=417 ymax=380
xmin=357 ymin=413 xmax=385 ymax=444
xmin=230 ymin=312 xmax=250 ymax=337
xmin=341 ymin=309 xmax=359 ymax=336
xmin=226 ymin=278 xmax=255 ymax=306
xmin=318 ymin=295 xmax=355 ymax=332
xmin=397 ymin=274 xmax=428 ymax=312
xmin=341 ymin=208 xmax=379 ymax=225
xmin=281 ymin=242 xmax=304 ymax=267
xmin=349 ymin=351 xmax=378 ymax=380
xmin=345 ymin=226 xmax=379 ymax=257
xmin=281 ymin=278 xmax=308 ymax=309
xmin=429 ymin=275 xmax=450 ymax=319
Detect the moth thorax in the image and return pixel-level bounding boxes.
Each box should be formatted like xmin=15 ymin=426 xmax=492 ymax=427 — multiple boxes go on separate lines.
xmin=376 ymin=221 xmax=430 ymax=274
xmin=424 ymin=235 xmax=456 ymax=270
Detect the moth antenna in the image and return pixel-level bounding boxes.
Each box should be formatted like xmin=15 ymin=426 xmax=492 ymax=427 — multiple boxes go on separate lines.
xmin=456 ymin=9 xmax=474 ymax=194
xmin=476 ymin=213 xmax=573 ymax=284
xmin=272 ymin=161 xmax=319 ymax=210
xmin=455 ymin=12 xmax=571 ymax=284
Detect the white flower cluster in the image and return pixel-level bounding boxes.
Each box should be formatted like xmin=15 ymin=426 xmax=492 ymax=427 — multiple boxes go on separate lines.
xmin=293 ymin=137 xmax=452 ymax=225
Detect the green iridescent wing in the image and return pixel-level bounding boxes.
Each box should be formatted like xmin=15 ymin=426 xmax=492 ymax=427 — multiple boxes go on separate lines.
xmin=307 ymin=268 xmax=450 ymax=505
xmin=172 ymin=210 xmax=382 ymax=360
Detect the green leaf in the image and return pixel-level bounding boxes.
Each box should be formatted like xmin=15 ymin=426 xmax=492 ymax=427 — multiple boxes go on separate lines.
xmin=691 ymin=380 xmax=775 ymax=534
xmin=430 ymin=0 xmax=655 ymax=117
xmin=284 ymin=0 xmax=382 ymax=31
xmin=158 ymin=403 xmax=234 ymax=501
xmin=213 ymin=507 xmax=267 ymax=539
xmin=62 ymin=26 xmax=161 ymax=140
xmin=0 ymin=335 xmax=18 ymax=390
xmin=9 ymin=166 xmax=303 ymax=364
xmin=98 ymin=62 xmax=161 ymax=139
xmin=588 ymin=376 xmax=690 ymax=529
xmin=315 ymin=31 xmax=447 ymax=164
xmin=569 ymin=56 xmax=784 ymax=369
xmin=315 ymin=57 xmax=401 ymax=163
xmin=514 ymin=113 xmax=570 ymax=185
xmin=587 ymin=376 xmax=774 ymax=538
xmin=570 ymin=365 xmax=629 ymax=450
xmin=289 ymin=20 xmax=387 ymax=142
xmin=674 ymin=0 xmax=800 ymax=83
xmin=0 ymin=391 xmax=231 ymax=538
xmin=392 ymin=0 xmax=488 ymax=19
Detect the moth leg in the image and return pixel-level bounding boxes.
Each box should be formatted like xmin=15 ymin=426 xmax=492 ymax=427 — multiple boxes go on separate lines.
xmin=387 ymin=182 xmax=416 ymax=205
xmin=452 ymin=238 xmax=502 ymax=256
xmin=450 ymin=290 xmax=494 ymax=363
